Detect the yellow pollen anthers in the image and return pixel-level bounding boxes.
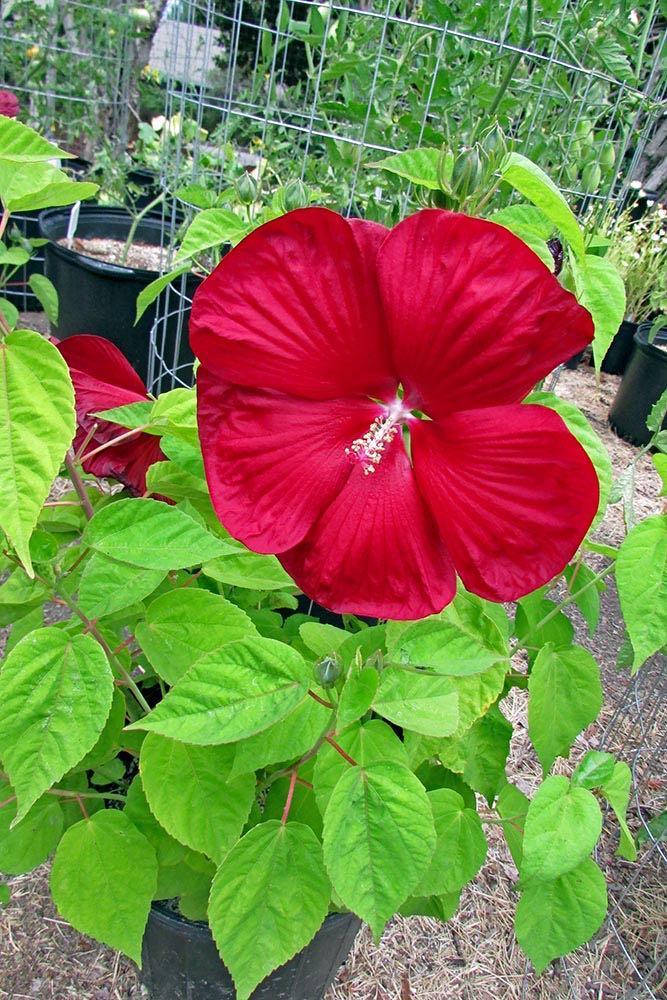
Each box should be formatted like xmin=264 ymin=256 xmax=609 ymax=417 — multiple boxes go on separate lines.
xmin=345 ymin=415 xmax=400 ymax=475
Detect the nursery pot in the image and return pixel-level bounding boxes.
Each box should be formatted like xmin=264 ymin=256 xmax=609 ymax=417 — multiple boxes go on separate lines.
xmin=608 ymin=322 xmax=667 ymax=446
xmin=141 ymin=902 xmax=361 ymax=1000
xmin=601 ymin=320 xmax=638 ymax=376
xmin=564 ymin=349 xmax=585 ymax=371
xmin=39 ymin=205 xmax=201 ymax=384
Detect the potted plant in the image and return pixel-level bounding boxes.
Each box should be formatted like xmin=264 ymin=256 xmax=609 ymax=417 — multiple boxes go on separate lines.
xmin=3 ymin=116 xmax=664 ymax=1000
xmin=591 ymin=200 xmax=667 ymax=375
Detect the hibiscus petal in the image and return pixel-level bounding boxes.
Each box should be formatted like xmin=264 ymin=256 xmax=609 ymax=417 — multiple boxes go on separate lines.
xmin=197 ymin=367 xmax=384 ymax=552
xmin=279 ymin=439 xmax=456 ymax=620
xmin=82 ymin=432 xmax=164 ymax=497
xmin=190 ymin=208 xmax=396 ymax=400
xmin=376 ymin=210 xmax=594 ymax=416
xmin=411 ymin=404 xmax=599 ymax=601
xmin=57 ymin=335 xmax=149 ymax=397
xmin=66 ymin=370 xmax=150 ymax=444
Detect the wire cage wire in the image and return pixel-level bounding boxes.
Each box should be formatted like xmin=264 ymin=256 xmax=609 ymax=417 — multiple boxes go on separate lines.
xmin=148 ymin=0 xmax=667 ymax=393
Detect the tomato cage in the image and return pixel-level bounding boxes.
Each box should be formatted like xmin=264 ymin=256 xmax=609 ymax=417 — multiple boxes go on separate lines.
xmin=146 ymin=0 xmax=666 ymax=395
xmin=0 ymin=0 xmax=137 ymax=312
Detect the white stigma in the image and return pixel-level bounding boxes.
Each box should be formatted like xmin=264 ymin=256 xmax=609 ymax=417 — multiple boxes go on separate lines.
xmin=344 ymin=401 xmax=407 ymax=475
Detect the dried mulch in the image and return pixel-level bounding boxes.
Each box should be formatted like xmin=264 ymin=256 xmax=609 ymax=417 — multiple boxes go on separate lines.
xmin=57 ymin=237 xmax=167 ymax=273
xmin=1 ymin=360 xmax=665 ymax=1000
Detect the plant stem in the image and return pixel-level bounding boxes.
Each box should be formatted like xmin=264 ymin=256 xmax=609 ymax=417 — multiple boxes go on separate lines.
xmin=64 ymin=450 xmax=94 ymax=520
xmin=308 ymin=689 xmax=335 ymax=709
xmin=531 ymin=562 xmax=616 ymax=634
xmin=486 ymin=0 xmax=534 ymax=121
xmin=0 ymin=309 xmax=11 ymax=337
xmin=258 ymin=721 xmax=335 ymax=792
xmin=281 ymin=770 xmax=298 ymax=825
xmin=325 ymin=736 xmax=358 ymax=767
xmin=0 ymin=795 xmax=17 ymax=810
xmin=0 ymin=207 xmax=10 ymax=242
xmin=80 ymin=424 xmax=152 ymax=464
xmin=119 ymin=193 xmax=165 ymax=267
xmin=74 ymin=422 xmax=99 ymax=463
xmin=47 ymin=787 xmax=126 ymax=804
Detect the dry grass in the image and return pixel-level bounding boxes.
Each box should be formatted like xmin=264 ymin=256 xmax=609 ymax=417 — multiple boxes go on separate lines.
xmin=1 ymin=362 xmax=665 ymax=999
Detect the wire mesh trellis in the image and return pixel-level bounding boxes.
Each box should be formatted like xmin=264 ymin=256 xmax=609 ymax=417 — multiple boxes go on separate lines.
xmin=0 ymin=0 xmax=142 ymax=311
xmin=148 ymin=0 xmax=667 ymax=393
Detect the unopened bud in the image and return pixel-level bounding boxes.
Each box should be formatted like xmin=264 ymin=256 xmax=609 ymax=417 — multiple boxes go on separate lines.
xmin=599 ymin=141 xmax=615 ymax=170
xmin=282 ymin=179 xmax=309 ymax=212
xmin=364 ymin=650 xmax=384 ymax=673
xmin=436 ymin=146 xmax=452 ymax=195
xmin=430 ymin=188 xmax=457 ymax=210
xmin=450 ymin=146 xmax=483 ymax=202
xmin=581 ymin=162 xmax=602 ymax=192
xmin=480 ymin=123 xmax=507 ymax=164
xmin=315 ymin=654 xmax=342 ymax=689
xmin=235 ymin=172 xmax=257 ymax=205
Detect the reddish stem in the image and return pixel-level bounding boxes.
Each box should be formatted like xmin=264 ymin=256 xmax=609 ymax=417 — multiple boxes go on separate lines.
xmin=76 ymin=795 xmax=90 ymax=819
xmin=308 ymin=689 xmax=334 ymax=709
xmin=0 ymin=795 xmax=17 ymax=810
xmin=295 ymin=777 xmax=314 ymax=790
xmin=81 ymin=424 xmax=151 ymax=464
xmin=73 ymin=422 xmax=99 ymax=463
xmin=281 ymin=770 xmax=299 ymax=825
xmin=64 ymin=450 xmax=94 ymax=520
xmin=112 ymin=633 xmax=136 ymax=656
xmin=325 ymin=736 xmax=359 ymax=767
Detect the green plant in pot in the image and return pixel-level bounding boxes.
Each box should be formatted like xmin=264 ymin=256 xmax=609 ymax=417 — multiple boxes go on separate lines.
xmin=2 ymin=115 xmax=665 ymax=1000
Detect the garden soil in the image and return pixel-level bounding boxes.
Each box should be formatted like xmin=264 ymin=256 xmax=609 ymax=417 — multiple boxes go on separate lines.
xmin=1 ymin=356 xmax=665 ymax=1000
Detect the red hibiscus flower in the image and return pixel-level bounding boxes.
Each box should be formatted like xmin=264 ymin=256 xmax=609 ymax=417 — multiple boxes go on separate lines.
xmin=190 ymin=208 xmax=598 ymax=620
xmin=57 ymin=335 xmax=165 ymax=497
xmin=0 ymin=89 xmax=20 ymax=118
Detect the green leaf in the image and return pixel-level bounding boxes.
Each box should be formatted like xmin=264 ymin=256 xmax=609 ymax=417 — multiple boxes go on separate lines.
xmin=520 ymin=776 xmax=602 ymax=882
xmin=322 ymin=761 xmax=436 ymax=939
xmin=313 ymin=719 xmax=408 ymax=817
xmin=528 ymin=644 xmax=603 ymax=774
xmin=367 ymin=147 xmax=445 ymax=190
xmin=455 ymin=702 xmax=512 ymax=805
xmin=0 ymin=884 xmax=9 ymax=905
xmin=135 ymin=265 xmax=191 ymax=324
xmin=417 ymin=789 xmax=487 ymax=895
xmin=389 ymin=599 xmax=508 ymax=676
xmin=262 ymin=771 xmax=323 ymax=837
xmin=76 ymin=687 xmax=127 ymax=771
xmin=399 ymin=890 xmax=460 ymax=921
xmin=489 ymin=204 xmax=553 ymax=239
xmin=0 ymin=781 xmax=63 ymax=875
xmin=563 ymin=562 xmax=603 ymax=635
xmin=515 ymin=858 xmax=607 ymax=973
xmin=515 ymin=593 xmax=574 ymax=658
xmin=500 ymin=152 xmax=585 ymax=260
xmin=372 ymin=667 xmax=459 ymax=737
xmin=136 ymin=589 xmax=258 ymax=685
xmin=209 ymin=822 xmax=330 ymax=1000
xmin=572 ymin=751 xmax=616 ymax=790
xmin=337 ymin=667 xmax=378 ymax=730
xmin=84 ymin=498 xmax=229 ymax=570
xmin=647 ymin=388 xmax=667 ymax=434
xmin=230 ymin=693 xmax=330 ymax=777
xmin=0 ymin=297 xmax=18 ymax=332
xmin=0 ymin=118 xmax=71 ymax=162
xmin=571 ymin=256 xmax=626 ymax=374
xmin=50 ymin=810 xmax=158 ymax=964
xmin=0 ymin=629 xmax=114 ymax=821
xmin=27 ymin=274 xmax=58 ymax=324
xmin=146 ymin=460 xmax=208 ymax=503
xmin=600 ymin=762 xmax=637 ymax=861
xmin=93 ymin=400 xmax=154 ymax=430
xmin=176 ymin=209 xmax=249 ymax=261
xmin=124 ymin=775 xmax=187 ymax=868
xmin=496 ymin=783 xmax=529 ymax=868
xmin=78 ymin=553 xmax=166 ymax=620
xmin=0 ymin=330 xmax=75 ymax=574
xmin=140 ymin=734 xmax=255 ymax=862
xmin=5 ymin=605 xmax=43 ymax=654
xmin=298 ymin=622 xmax=348 ymax=657
xmin=616 ymin=516 xmax=667 ymax=670
xmin=0 ymin=160 xmax=97 ymax=212
xmin=128 ymin=637 xmax=310 ymax=745
xmin=525 ymin=392 xmax=612 ymax=528
xmin=202 ymin=537 xmax=294 ymax=591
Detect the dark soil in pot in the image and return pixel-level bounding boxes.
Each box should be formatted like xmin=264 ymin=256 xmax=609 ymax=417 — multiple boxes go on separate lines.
xmin=141 ymin=902 xmax=361 ymax=1000
xmin=609 ymin=321 xmax=667 ymax=446
xmin=39 ymin=205 xmax=202 ymax=386
xmin=601 ymin=320 xmax=638 ymax=376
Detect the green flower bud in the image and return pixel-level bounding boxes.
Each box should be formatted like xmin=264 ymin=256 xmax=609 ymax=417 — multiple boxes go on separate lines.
xmin=450 ymin=146 xmax=484 ymax=202
xmin=235 ymin=172 xmax=257 ymax=206
xmin=480 ymin=123 xmax=507 ymax=164
xmin=430 ymin=188 xmax=457 ymax=210
xmin=315 ymin=654 xmax=342 ymax=689
xmin=581 ymin=162 xmax=602 ymax=192
xmin=436 ymin=146 xmax=452 ymax=195
xmin=282 ymin=179 xmax=309 ymax=212
xmin=599 ymin=141 xmax=615 ymax=170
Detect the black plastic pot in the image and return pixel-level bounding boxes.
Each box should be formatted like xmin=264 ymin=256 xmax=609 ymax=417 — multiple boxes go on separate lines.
xmin=4 ymin=209 xmax=44 ymax=311
xmin=601 ymin=320 xmax=638 ymax=376
xmin=39 ymin=205 xmax=201 ymax=385
xmin=609 ymin=322 xmax=667 ymax=446
xmin=141 ymin=903 xmax=360 ymax=1000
